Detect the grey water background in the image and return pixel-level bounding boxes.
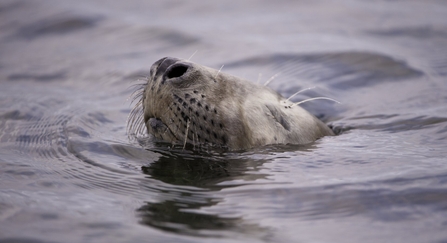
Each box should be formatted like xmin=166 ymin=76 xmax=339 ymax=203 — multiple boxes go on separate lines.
xmin=1 ymin=0 xmax=447 ymax=242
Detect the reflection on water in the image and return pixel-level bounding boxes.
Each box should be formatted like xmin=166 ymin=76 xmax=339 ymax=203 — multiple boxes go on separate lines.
xmin=1 ymin=0 xmax=447 ymax=242
xmin=137 ymin=148 xmax=270 ymax=237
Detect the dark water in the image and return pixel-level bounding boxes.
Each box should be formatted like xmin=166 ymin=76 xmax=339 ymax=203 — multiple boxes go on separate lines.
xmin=1 ymin=0 xmax=447 ymax=242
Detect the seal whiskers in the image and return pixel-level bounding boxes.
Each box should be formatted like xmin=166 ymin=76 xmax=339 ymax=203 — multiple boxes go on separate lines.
xmin=291 ymin=97 xmax=340 ymax=107
xmin=187 ymin=50 xmax=198 ymax=61
xmin=127 ymin=90 xmax=145 ymax=137
xmin=263 ymin=72 xmax=281 ymax=86
xmin=183 ymin=119 xmax=190 ymax=150
xmin=214 ymin=65 xmax=224 ymax=80
xmin=285 ymin=86 xmax=316 ymax=102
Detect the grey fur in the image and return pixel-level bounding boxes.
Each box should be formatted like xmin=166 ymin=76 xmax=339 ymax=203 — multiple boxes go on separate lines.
xmin=128 ymin=57 xmax=334 ymax=150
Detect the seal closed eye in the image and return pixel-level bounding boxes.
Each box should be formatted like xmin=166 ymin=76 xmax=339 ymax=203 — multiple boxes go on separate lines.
xmin=265 ymin=104 xmax=291 ymax=131
xmin=128 ymin=57 xmax=335 ymax=150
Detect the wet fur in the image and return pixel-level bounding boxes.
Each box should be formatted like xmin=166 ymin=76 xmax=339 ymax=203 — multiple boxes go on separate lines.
xmin=127 ymin=57 xmax=334 ymax=150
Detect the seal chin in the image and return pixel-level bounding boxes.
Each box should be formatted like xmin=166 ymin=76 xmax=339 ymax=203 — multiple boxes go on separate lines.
xmin=147 ymin=118 xmax=178 ymax=142
xmin=148 ymin=118 xmax=166 ymax=132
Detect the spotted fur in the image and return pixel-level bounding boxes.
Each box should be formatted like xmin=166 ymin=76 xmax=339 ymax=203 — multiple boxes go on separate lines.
xmin=127 ymin=57 xmax=334 ymax=150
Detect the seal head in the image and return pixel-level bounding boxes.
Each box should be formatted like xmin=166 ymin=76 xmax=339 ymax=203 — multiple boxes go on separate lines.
xmin=130 ymin=57 xmax=334 ymax=150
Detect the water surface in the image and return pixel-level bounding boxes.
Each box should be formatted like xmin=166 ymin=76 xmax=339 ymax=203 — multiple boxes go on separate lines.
xmin=1 ymin=0 xmax=447 ymax=242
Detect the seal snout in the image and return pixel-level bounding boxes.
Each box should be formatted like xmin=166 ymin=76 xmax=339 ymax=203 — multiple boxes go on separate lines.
xmin=152 ymin=57 xmax=191 ymax=84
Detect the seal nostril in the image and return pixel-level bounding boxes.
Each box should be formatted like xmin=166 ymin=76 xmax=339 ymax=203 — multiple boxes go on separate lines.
xmin=166 ymin=65 xmax=188 ymax=79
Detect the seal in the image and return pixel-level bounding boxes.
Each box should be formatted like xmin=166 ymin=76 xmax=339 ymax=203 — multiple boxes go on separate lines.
xmin=128 ymin=57 xmax=335 ymax=150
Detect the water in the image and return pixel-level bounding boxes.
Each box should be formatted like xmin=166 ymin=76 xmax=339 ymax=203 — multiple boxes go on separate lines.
xmin=1 ymin=0 xmax=447 ymax=242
